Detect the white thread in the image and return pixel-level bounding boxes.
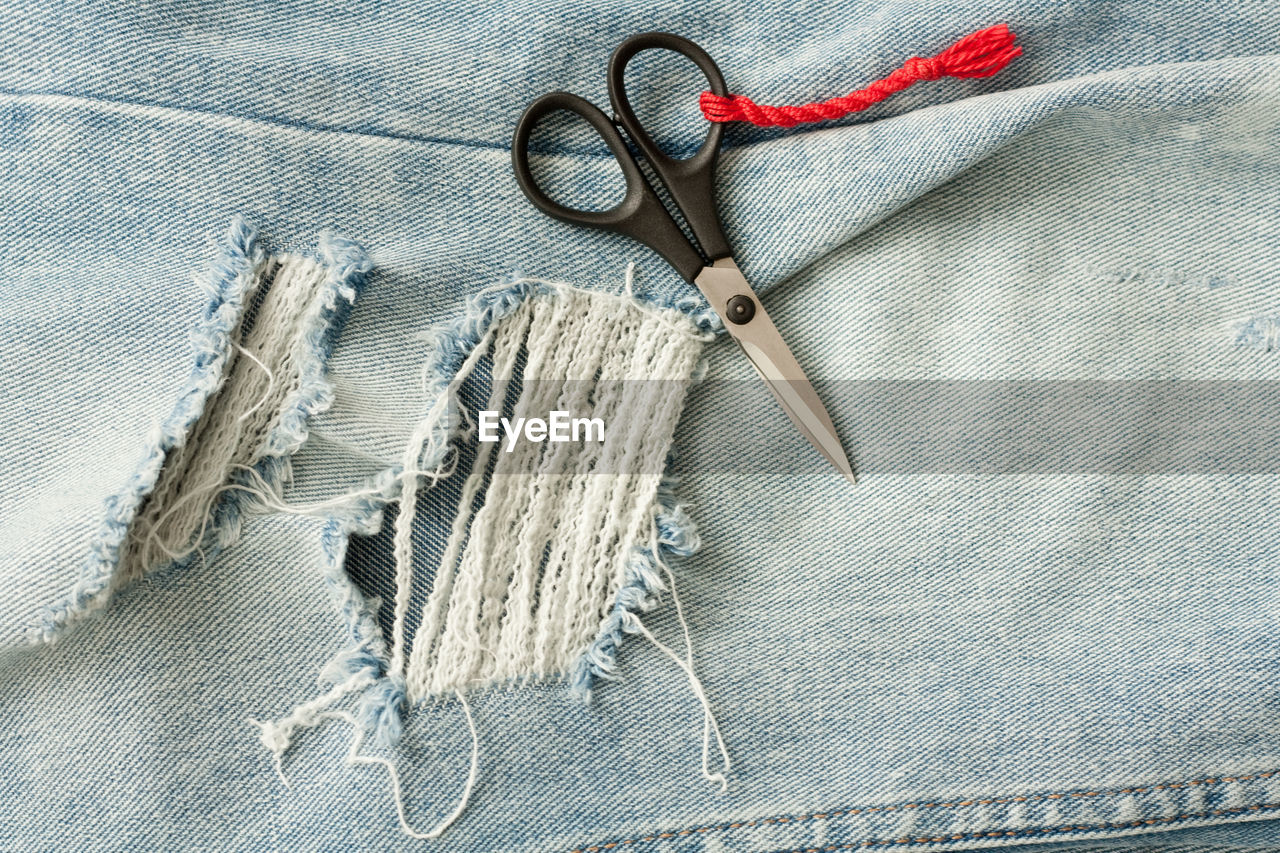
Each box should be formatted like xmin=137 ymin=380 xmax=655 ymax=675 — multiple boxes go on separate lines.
xmin=401 ymin=286 xmax=708 ymax=700
xmin=139 ymin=477 xmax=234 ymax=566
xmin=390 ymin=326 xmax=498 ymax=678
xmin=136 ymin=464 xmax=390 ymax=566
xmin=231 ymin=341 xmax=277 ymax=423
xmin=318 ymin=688 xmax=479 ymax=839
xmin=650 ymin=520 xmax=730 ymax=791
xmin=429 ymin=690 xmax=480 ymax=837
xmin=389 ymin=419 xmax=435 ymax=678
xmin=247 ymin=669 xmax=377 ymax=789
xmin=621 ymin=260 xmax=636 ymax=299
xmin=122 ymin=255 xmax=332 ymax=578
xmin=228 ymin=463 xmax=389 ymax=514
xmin=416 ymin=306 xmax=535 ymax=693
xmin=631 ymin=611 xmax=731 ymax=793
xmin=495 ymin=295 xmax=616 ymax=676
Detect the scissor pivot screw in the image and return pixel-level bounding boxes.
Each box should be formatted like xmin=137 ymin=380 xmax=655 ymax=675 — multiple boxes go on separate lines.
xmin=725 ymin=294 xmax=756 ymax=325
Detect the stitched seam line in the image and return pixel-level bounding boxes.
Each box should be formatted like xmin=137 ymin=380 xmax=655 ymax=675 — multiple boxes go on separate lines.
xmin=569 ymin=770 xmax=1280 ymax=852
xmin=767 ymin=802 xmax=1280 ymax=852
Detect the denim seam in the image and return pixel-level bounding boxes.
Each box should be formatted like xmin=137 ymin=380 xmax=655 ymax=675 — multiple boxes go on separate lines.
xmin=569 ymin=769 xmax=1280 ymax=852
xmin=760 ymin=802 xmax=1280 ymax=851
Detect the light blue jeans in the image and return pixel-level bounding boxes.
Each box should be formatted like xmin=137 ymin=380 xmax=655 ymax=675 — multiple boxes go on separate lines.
xmin=3 ymin=1 xmax=1280 ymax=850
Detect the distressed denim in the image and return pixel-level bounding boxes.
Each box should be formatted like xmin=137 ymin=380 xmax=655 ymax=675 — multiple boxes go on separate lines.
xmin=3 ymin=0 xmax=1280 ymax=850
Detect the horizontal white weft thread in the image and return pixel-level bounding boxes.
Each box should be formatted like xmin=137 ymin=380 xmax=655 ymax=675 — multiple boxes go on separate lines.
xmin=122 ymin=255 xmax=330 ymax=578
xmin=396 ymin=285 xmax=707 ymax=701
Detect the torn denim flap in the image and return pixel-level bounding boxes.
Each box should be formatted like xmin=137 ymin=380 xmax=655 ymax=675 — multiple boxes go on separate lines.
xmin=29 ymin=217 xmax=371 ymax=642
xmin=244 ymin=262 xmax=728 ymax=837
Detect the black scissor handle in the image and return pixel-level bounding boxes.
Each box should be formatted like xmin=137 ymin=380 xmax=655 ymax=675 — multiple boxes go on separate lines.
xmin=512 ymin=91 xmax=704 ymax=282
xmin=608 ymin=32 xmax=732 ymax=262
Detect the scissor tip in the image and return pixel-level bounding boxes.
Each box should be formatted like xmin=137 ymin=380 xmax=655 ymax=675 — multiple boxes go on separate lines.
xmin=832 ymin=453 xmax=857 ymax=485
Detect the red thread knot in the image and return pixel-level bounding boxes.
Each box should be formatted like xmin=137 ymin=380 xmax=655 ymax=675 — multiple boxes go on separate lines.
xmin=700 ymin=23 xmax=1021 ymax=128
xmin=902 ymin=56 xmax=944 ymax=82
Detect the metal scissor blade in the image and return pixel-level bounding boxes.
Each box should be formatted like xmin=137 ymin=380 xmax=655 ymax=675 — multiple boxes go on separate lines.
xmin=694 ymin=259 xmax=856 ymax=483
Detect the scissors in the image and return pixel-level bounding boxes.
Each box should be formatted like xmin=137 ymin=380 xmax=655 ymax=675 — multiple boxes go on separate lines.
xmin=511 ymin=32 xmax=855 ymax=483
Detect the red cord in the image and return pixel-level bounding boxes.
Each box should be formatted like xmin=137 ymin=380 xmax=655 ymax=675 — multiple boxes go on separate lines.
xmin=700 ymin=24 xmax=1021 ymax=127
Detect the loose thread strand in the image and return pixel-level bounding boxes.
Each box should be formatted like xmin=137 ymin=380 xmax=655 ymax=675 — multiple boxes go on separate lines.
xmin=632 ymin=617 xmax=731 ymax=792
xmin=247 ymin=669 xmax=378 ymax=790
xmin=650 ymin=520 xmax=728 ymax=789
xmin=319 ymin=688 xmax=479 ymax=839
xmin=636 ymin=521 xmax=730 ymax=792
xmin=389 ymin=329 xmax=495 ymax=678
xmin=230 ymin=341 xmax=278 ymax=423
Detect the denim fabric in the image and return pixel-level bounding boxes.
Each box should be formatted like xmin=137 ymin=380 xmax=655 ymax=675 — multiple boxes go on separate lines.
xmin=3 ymin=0 xmax=1280 ymax=850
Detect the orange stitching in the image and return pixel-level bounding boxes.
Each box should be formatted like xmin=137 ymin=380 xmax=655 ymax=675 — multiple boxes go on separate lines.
xmin=568 ymin=770 xmax=1280 ymax=853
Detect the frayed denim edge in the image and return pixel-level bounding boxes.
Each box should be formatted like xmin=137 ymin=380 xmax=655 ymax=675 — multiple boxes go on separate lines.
xmin=26 ymin=217 xmax=371 ymax=644
xmin=569 ymin=472 xmax=699 ymax=701
xmin=313 ymin=274 xmax=565 ymax=749
xmin=319 ymin=273 xmax=707 ymax=749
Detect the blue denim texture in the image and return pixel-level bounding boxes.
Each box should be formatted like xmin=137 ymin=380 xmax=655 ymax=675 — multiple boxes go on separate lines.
xmin=2 ymin=0 xmax=1280 ymax=850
